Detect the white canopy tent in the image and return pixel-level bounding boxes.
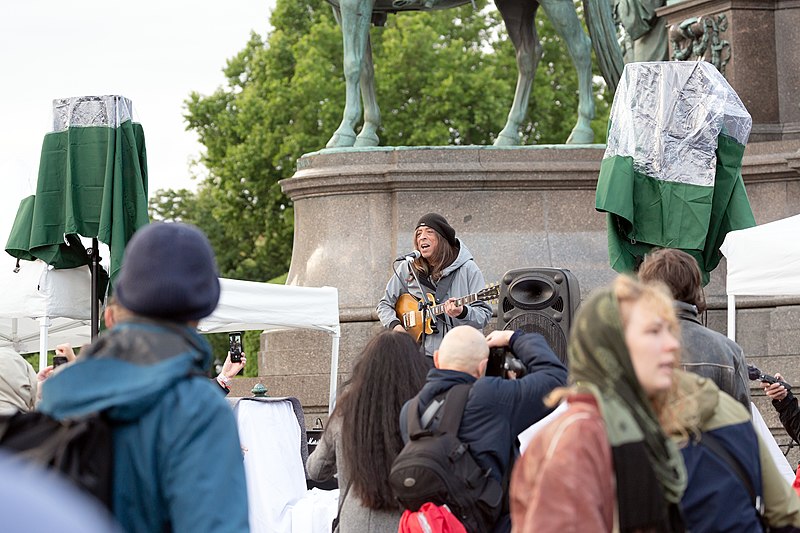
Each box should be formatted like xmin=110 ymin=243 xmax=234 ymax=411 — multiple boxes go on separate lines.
xmin=719 ymin=213 xmax=800 ymax=484
xmin=0 ymin=259 xmax=93 ymax=370
xmin=719 ymin=213 xmax=800 ymax=342
xmin=0 ymin=259 xmax=341 ymax=409
xmin=198 ymin=279 xmax=342 ymax=412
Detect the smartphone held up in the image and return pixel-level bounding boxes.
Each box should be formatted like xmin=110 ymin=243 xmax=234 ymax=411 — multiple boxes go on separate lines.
xmin=229 ymin=332 xmax=243 ymax=363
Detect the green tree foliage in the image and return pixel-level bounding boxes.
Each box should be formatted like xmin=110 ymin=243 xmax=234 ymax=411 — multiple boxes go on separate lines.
xmin=149 ymin=0 xmax=612 ymax=281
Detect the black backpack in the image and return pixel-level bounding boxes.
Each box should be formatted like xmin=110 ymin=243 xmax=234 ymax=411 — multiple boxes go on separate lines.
xmin=0 ymin=410 xmax=113 ymax=509
xmin=389 ymin=383 xmax=503 ymax=533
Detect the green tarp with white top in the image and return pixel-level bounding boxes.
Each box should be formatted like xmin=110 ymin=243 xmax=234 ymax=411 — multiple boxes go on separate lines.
xmin=595 ymin=61 xmax=755 ymax=283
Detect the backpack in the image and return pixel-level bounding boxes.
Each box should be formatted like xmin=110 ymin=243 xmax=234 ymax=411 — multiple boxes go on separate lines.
xmin=398 ymin=502 xmax=468 ymax=533
xmin=0 ymin=410 xmax=113 ymax=509
xmin=390 ymin=383 xmax=503 ymax=533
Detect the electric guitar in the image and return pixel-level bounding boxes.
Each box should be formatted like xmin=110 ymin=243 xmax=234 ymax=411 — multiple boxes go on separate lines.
xmin=395 ymin=285 xmax=499 ymax=342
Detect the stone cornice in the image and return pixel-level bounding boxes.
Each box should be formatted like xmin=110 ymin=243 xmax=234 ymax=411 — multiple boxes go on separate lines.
xmin=283 ymin=145 xmax=607 ymax=199
xmin=283 ymin=141 xmax=800 ymax=199
xmin=659 ymin=0 xmax=786 ymax=17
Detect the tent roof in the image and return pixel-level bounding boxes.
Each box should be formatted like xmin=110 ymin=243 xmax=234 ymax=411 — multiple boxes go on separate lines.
xmin=198 ymin=279 xmax=340 ymax=335
xmin=0 ymin=259 xmax=92 ymax=354
xmin=0 ymin=258 xmax=340 ymax=353
xmin=720 ymin=214 xmax=800 ymax=296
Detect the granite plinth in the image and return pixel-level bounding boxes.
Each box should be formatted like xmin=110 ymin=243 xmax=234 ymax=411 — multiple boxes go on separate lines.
xmin=265 ymin=143 xmax=800 ymax=432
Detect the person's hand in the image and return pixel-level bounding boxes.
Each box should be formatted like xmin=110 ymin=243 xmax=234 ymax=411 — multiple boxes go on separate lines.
xmin=764 ymin=372 xmax=789 ymax=401
xmin=393 ymin=324 xmax=407 ymax=333
xmin=221 ymin=351 xmax=246 ymax=379
xmin=55 ymin=343 xmax=77 ymax=362
xmin=443 ymin=298 xmax=463 ymax=318
xmin=485 ymin=330 xmax=514 ymax=348
xmin=37 ymin=366 xmax=54 ymax=383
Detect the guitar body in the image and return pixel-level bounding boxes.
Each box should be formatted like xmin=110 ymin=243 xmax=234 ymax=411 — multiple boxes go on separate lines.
xmin=396 ymin=293 xmax=436 ymax=342
xmin=394 ymin=285 xmax=499 ymax=343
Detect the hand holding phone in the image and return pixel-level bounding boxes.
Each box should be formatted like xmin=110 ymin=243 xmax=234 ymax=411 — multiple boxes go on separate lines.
xmin=229 ymin=332 xmax=243 ymax=363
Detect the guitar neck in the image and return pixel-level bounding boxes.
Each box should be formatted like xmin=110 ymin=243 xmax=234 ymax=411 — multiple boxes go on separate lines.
xmin=429 ymin=293 xmax=480 ymax=315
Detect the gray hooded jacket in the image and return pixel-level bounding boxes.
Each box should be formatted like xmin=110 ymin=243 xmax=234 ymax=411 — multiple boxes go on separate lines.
xmin=376 ymin=240 xmax=492 ymax=356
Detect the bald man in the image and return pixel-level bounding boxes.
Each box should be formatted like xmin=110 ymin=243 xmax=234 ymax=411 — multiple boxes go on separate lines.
xmin=399 ymin=326 xmax=567 ymax=532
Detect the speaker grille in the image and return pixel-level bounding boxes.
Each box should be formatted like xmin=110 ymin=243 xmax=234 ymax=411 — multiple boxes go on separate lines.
xmin=503 ymin=313 xmax=568 ymax=365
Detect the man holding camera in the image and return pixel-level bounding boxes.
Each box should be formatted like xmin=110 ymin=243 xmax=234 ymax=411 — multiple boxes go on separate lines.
xmin=399 ymin=326 xmax=568 ymax=532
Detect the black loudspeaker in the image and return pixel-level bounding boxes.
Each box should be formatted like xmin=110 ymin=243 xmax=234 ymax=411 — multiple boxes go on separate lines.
xmin=498 ymin=268 xmax=581 ymax=365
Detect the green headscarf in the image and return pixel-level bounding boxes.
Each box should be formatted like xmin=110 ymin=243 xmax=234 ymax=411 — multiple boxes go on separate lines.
xmin=569 ymin=284 xmax=687 ymax=528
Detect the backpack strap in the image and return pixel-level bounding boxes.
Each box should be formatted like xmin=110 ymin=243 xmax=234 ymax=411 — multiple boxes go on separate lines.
xmin=407 ymin=383 xmax=473 ymax=440
xmin=699 ymin=432 xmax=764 ymax=518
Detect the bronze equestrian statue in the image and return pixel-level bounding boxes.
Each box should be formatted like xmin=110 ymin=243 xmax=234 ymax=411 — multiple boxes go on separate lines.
xmin=325 ymin=0 xmax=624 ymax=148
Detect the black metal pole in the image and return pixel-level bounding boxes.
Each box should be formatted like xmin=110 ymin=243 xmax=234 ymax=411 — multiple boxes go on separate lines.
xmin=89 ymin=237 xmax=99 ymax=340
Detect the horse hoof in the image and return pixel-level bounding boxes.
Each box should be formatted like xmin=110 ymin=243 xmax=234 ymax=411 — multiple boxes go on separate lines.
xmin=354 ymin=132 xmax=379 ymax=147
xmin=493 ymin=132 xmax=520 ymax=147
xmin=326 ymin=131 xmax=357 ymax=148
xmin=566 ymin=126 xmax=594 ymax=145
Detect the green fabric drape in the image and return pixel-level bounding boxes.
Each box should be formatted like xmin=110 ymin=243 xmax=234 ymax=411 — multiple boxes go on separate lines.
xmin=596 ymin=133 xmax=755 ymax=284
xmin=5 ymin=120 xmax=149 ymax=285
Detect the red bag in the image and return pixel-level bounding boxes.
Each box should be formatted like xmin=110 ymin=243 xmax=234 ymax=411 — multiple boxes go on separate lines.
xmin=793 ymin=464 xmax=800 ymax=498
xmin=398 ymin=503 xmax=468 ymax=533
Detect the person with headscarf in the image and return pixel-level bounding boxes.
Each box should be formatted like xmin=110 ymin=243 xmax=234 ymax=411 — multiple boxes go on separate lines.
xmin=0 ymin=347 xmax=38 ymax=415
xmin=376 ymin=213 xmax=492 ymax=361
xmin=509 ymin=275 xmax=686 ymax=532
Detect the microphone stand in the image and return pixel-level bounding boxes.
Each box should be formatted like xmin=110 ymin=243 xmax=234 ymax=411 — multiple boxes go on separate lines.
xmin=404 ymin=256 xmax=436 ymax=357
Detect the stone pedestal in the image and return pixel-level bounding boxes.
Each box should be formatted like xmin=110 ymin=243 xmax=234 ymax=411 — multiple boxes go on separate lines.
xmin=659 ymin=0 xmax=800 ymax=141
xmin=264 ymin=143 xmax=800 ymax=425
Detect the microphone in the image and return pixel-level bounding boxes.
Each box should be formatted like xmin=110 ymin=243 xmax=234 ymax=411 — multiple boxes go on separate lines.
xmin=395 ymin=250 xmax=421 ymax=262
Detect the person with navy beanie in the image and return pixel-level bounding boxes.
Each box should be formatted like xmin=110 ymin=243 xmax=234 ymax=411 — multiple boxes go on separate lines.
xmin=376 ymin=213 xmax=492 ymax=360
xmin=39 ymin=222 xmax=249 ymax=533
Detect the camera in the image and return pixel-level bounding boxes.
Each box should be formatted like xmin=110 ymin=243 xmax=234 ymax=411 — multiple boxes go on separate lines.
xmin=747 ymin=364 xmax=792 ymax=391
xmin=486 ymin=347 xmax=526 ymax=379
xmin=53 ymin=356 xmax=68 ymax=368
xmin=229 ymin=332 xmax=243 ymax=363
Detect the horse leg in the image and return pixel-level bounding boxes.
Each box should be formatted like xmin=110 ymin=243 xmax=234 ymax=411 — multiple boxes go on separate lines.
xmin=539 ymin=0 xmax=595 ymax=144
xmin=354 ymin=36 xmax=380 ymax=147
xmin=326 ymin=0 xmax=373 ymax=148
xmin=494 ymin=0 xmax=541 ymax=146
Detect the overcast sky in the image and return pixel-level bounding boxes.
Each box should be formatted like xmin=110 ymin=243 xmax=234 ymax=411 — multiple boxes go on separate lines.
xmin=0 ymin=0 xmax=274 ymax=245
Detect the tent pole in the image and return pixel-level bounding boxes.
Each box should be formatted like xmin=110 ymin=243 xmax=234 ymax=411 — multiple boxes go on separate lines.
xmin=38 ymin=316 xmax=50 ymax=372
xmin=727 ymin=294 xmax=736 ymax=342
xmin=89 ymin=238 xmax=99 ymax=340
xmin=329 ymin=326 xmax=341 ymax=415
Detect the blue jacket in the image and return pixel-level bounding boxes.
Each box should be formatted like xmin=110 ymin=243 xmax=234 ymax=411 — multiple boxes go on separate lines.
xmin=677 ymin=372 xmax=800 ymax=532
xmin=400 ymin=332 xmax=568 ymax=532
xmin=39 ymin=319 xmax=249 ymax=533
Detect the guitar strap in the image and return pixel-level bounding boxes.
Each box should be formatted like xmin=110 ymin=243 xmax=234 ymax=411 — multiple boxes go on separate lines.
xmin=433 ymin=269 xmax=458 ymax=332
xmin=418 ymin=273 xmax=436 ymax=293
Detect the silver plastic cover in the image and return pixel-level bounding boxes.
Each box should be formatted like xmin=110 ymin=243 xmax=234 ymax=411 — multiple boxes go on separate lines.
xmin=52 ymin=95 xmax=133 ymax=131
xmin=604 ymin=61 xmax=751 ymax=187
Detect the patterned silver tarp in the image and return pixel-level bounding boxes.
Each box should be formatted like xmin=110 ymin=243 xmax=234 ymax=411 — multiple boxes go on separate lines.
xmin=604 ymin=61 xmax=751 ymax=187
xmin=52 ymin=95 xmax=133 ymax=131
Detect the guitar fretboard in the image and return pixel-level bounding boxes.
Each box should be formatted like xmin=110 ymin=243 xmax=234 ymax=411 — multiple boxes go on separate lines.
xmin=429 ymin=293 xmax=479 ymax=315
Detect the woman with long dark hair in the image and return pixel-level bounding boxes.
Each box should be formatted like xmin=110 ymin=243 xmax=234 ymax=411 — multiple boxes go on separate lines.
xmin=306 ymin=330 xmax=429 ymax=532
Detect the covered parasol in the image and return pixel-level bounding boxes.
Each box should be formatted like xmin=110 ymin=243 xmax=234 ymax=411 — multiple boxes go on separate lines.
xmin=5 ymin=95 xmax=149 ymax=338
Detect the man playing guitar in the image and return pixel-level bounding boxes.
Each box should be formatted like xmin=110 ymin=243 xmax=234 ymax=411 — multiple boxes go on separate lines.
xmin=376 ymin=213 xmax=492 ymax=362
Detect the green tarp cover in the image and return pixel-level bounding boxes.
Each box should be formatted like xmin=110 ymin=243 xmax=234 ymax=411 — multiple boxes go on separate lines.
xmin=6 ymin=120 xmax=149 ymax=284
xmin=595 ymin=62 xmax=755 ymax=283
xmin=596 ymin=134 xmax=755 ymax=283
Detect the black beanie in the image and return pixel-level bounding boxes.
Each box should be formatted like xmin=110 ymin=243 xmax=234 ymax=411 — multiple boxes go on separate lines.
xmin=416 ymin=213 xmax=457 ymax=246
xmin=115 ymin=222 xmax=221 ymax=322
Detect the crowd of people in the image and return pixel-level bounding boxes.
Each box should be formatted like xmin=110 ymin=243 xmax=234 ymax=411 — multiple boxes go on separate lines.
xmin=1 ymin=215 xmax=800 ymax=533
